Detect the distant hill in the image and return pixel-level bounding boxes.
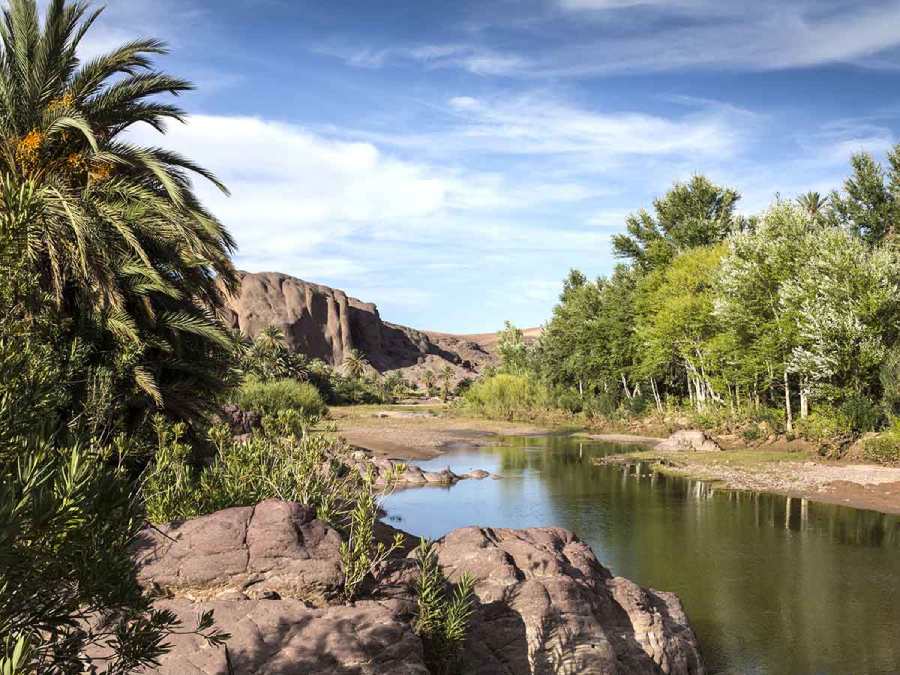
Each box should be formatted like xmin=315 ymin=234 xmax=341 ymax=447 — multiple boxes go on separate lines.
xmin=222 ymin=271 xmax=538 ymax=384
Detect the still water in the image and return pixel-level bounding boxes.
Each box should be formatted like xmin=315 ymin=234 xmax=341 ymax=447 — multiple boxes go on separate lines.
xmin=381 ymin=434 xmax=900 ymax=674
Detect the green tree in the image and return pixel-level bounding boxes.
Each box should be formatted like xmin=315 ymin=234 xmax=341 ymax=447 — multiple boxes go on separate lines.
xmin=423 ymin=370 xmax=437 ymax=397
xmin=634 ymin=244 xmax=727 ymax=411
xmin=0 ymin=0 xmax=237 ymax=425
xmin=538 ymin=267 xmax=636 ymax=401
xmin=496 ymin=321 xmax=529 ymax=374
xmin=341 ymin=348 xmax=369 ymax=379
xmin=612 ymin=175 xmax=741 ymax=272
xmin=239 ymin=326 xmax=309 ymax=382
xmin=797 ymin=191 xmax=829 ymax=225
xmin=829 ymin=150 xmax=899 ymax=246
xmin=440 ymin=365 xmax=454 ymax=402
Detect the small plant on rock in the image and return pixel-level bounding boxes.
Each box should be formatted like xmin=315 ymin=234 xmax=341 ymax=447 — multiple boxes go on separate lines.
xmin=339 ymin=470 xmax=405 ymax=601
xmin=413 ymin=539 xmax=477 ymax=675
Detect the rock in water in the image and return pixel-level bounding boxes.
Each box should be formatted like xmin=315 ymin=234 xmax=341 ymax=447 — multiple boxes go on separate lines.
xmin=135 ymin=502 xmax=705 ymax=674
xmin=654 ymin=430 xmax=722 ymax=453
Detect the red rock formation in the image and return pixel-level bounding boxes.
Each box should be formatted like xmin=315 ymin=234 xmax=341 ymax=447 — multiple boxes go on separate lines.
xmin=221 ymin=271 xmax=497 ymax=383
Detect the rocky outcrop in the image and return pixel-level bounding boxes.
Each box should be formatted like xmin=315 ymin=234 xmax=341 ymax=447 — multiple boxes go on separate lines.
xmin=432 ymin=526 xmax=704 ymax=675
xmin=221 ymin=271 xmax=495 ymax=385
xmin=654 ymin=430 xmax=721 ymax=453
xmin=142 ymin=599 xmax=428 ymax=675
xmin=347 ymin=447 xmax=495 ymax=486
xmin=136 ymin=501 xmax=704 ymax=674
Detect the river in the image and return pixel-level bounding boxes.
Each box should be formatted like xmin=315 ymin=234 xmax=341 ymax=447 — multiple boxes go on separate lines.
xmin=380 ymin=434 xmax=900 ymax=674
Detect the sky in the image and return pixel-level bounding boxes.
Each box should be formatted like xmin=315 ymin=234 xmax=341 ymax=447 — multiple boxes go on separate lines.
xmin=78 ymin=0 xmax=900 ymax=332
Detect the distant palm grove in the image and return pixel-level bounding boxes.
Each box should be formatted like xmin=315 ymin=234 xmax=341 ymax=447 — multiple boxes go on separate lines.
xmin=472 ymin=162 xmax=900 ymax=461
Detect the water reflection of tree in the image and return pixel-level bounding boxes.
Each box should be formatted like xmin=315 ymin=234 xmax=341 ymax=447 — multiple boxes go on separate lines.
xmin=493 ymin=435 xmax=900 ymax=674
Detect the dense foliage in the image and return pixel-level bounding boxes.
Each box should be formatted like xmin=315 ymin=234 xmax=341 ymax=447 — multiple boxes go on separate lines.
xmin=481 ymin=162 xmax=900 ymax=457
xmin=0 ymin=1 xmax=234 ymax=669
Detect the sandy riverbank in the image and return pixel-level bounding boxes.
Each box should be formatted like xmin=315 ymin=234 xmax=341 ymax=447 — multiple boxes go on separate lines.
xmin=600 ymin=448 xmax=900 ymax=515
xmin=329 ymin=404 xmax=554 ymax=460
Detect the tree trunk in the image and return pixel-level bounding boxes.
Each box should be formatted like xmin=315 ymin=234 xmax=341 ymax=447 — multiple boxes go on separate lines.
xmin=799 ymin=380 xmax=809 ymax=419
xmin=578 ymin=379 xmax=584 ymax=399
xmin=783 ymin=369 xmax=793 ymax=433
xmin=650 ymin=377 xmax=663 ymax=413
xmin=621 ymin=373 xmax=632 ymax=400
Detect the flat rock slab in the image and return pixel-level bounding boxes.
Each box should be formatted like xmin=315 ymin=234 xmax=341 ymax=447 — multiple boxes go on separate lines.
xmin=141 ymin=599 xmax=428 ymax=675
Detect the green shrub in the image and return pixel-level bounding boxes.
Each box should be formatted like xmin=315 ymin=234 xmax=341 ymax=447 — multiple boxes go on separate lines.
xmin=234 ymin=378 xmax=327 ymax=419
xmin=741 ymin=425 xmax=762 ymax=443
xmin=414 ymin=539 xmax=477 ymax=675
xmin=839 ymin=395 xmax=882 ymax=433
xmin=339 ymin=470 xmax=405 ymax=601
xmin=144 ymin=425 xmax=358 ymax=525
xmin=329 ymin=374 xmax=388 ymax=405
xmin=1 ymin=443 xmax=228 ymax=672
xmin=463 ymin=374 xmax=550 ymax=420
xmin=862 ymin=436 xmax=900 ymax=464
xmin=583 ymin=392 xmax=619 ymax=419
xmin=795 ymin=408 xmax=852 ymax=442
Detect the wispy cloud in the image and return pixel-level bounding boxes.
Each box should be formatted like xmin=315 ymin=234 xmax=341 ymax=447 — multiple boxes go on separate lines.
xmin=322 ymin=1 xmax=900 ymax=76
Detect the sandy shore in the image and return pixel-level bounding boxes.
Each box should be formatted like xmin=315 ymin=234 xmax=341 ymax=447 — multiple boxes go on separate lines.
xmin=330 ymin=404 xmax=552 ymax=460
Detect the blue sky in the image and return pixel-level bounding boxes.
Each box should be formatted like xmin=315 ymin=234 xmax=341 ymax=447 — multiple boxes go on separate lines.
xmin=86 ymin=0 xmax=900 ymax=331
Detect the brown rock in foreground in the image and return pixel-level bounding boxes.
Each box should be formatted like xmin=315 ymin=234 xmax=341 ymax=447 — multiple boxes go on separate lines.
xmin=133 ymin=500 xmax=344 ymax=605
xmin=136 ymin=501 xmax=704 ymax=674
xmin=433 ymin=526 xmax=704 ymax=675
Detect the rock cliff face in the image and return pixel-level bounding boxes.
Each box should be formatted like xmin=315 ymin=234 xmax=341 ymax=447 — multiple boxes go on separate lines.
xmin=221 ymin=271 xmax=496 ymax=382
xmin=135 ymin=500 xmax=705 ymax=674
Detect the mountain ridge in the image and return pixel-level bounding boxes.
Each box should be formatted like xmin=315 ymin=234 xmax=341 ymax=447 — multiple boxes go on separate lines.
xmin=221 ymin=271 xmax=527 ymax=383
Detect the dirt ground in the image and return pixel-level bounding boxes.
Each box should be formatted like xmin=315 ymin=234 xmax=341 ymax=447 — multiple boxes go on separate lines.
xmin=329 ymin=404 xmax=552 ymax=460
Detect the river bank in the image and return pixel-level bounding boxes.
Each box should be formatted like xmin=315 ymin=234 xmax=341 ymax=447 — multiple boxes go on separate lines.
xmin=333 ymin=404 xmax=900 ymax=515
xmin=600 ymin=448 xmax=900 ymax=515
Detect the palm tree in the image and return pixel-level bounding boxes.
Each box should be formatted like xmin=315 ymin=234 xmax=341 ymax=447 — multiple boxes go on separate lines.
xmin=797 ymin=191 xmax=829 ymax=221
xmin=0 ymin=0 xmax=237 ymax=421
xmin=422 ymin=369 xmax=436 ymax=397
xmin=341 ymin=348 xmax=368 ymax=379
xmin=440 ymin=365 xmax=454 ymax=402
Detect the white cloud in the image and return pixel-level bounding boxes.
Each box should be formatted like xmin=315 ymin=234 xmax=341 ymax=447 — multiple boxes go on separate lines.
xmin=437 ymin=94 xmax=749 ymax=158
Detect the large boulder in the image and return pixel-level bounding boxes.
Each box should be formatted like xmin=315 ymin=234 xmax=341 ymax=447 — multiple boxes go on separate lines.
xmin=654 ymin=430 xmax=721 ymax=453
xmin=432 ymin=527 xmax=704 ymax=675
xmin=136 ymin=502 xmax=704 ymax=674
xmin=134 ymin=499 xmax=343 ymax=605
